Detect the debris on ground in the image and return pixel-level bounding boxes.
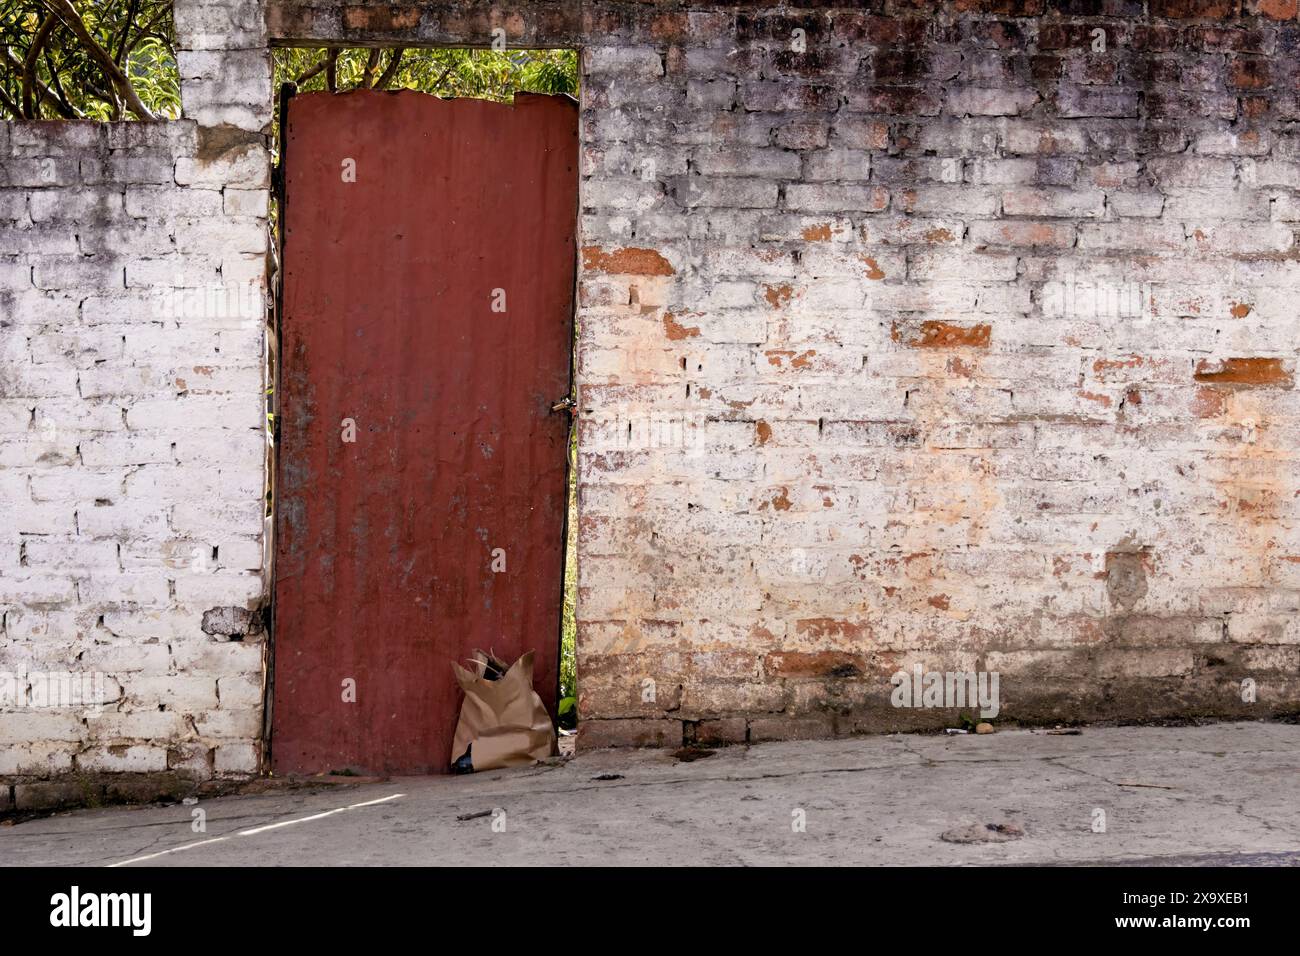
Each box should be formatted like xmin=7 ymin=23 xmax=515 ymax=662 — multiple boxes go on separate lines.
xmin=940 ymin=822 xmax=1025 ymax=844
xmin=1117 ymin=781 xmax=1175 ymax=790
xmin=975 ymin=723 xmax=995 ymax=734
xmin=451 ymin=747 xmax=474 ymax=774
xmin=450 ymin=649 xmax=556 ymax=773
xmin=591 ymin=773 xmax=624 ymax=781
xmin=455 ymin=809 xmax=494 ymax=822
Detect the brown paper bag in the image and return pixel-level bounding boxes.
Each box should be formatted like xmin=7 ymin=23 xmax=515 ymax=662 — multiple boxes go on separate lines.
xmin=451 ymin=650 xmax=557 ymax=772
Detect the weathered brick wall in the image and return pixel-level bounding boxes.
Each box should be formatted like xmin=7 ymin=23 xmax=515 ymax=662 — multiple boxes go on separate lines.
xmin=272 ymin=0 xmax=1300 ymax=746
xmin=6 ymin=0 xmax=1300 ymax=799
xmin=0 ymin=1 xmax=271 ymax=807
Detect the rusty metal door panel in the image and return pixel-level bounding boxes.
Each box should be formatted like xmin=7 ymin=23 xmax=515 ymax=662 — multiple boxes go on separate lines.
xmin=273 ymin=90 xmax=576 ymax=775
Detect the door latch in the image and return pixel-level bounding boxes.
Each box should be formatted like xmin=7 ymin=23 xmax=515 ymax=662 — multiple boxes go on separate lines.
xmin=551 ymin=395 xmax=576 ymax=415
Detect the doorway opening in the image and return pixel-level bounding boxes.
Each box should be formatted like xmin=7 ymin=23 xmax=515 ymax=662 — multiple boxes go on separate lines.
xmin=265 ymin=45 xmax=580 ymax=773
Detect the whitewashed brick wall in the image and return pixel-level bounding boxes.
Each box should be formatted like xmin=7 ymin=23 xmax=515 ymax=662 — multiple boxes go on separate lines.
xmin=567 ymin=3 xmax=1300 ymax=746
xmin=1 ymin=0 xmax=271 ymax=806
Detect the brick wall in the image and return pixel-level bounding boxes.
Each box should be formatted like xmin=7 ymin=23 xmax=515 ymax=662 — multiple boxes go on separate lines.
xmin=0 ymin=1 xmax=271 ymax=807
xmin=5 ymin=0 xmax=1300 ymax=800
xmin=573 ymin=1 xmax=1300 ymax=744
xmin=272 ymin=0 xmax=1300 ymax=746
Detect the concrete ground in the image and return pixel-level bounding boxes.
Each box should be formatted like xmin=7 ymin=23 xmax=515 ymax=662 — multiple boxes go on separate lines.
xmin=3 ymin=721 xmax=1298 ymax=866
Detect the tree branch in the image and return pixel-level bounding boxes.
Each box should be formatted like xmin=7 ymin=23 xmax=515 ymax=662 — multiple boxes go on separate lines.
xmin=326 ymin=48 xmax=339 ymax=93
xmin=40 ymin=0 xmax=155 ymax=119
xmin=114 ymin=0 xmax=141 ymax=65
xmin=429 ymin=64 xmax=455 ymax=96
xmin=373 ymin=48 xmax=406 ymax=91
xmin=22 ymin=13 xmax=58 ymax=118
xmin=295 ymin=55 xmax=328 ymax=86
xmin=4 ymin=45 xmax=75 ymax=120
xmin=0 ymin=81 xmax=22 ymax=120
xmin=362 ymin=48 xmax=381 ymax=88
xmin=43 ymin=46 xmax=81 ymax=118
xmin=121 ymin=1 xmax=171 ymax=63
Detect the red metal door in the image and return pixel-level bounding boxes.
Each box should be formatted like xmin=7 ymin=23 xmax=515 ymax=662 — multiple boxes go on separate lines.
xmin=272 ymin=90 xmax=576 ymax=775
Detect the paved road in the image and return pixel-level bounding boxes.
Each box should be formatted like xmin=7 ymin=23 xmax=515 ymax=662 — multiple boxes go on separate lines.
xmin=3 ymin=722 xmax=1298 ymax=866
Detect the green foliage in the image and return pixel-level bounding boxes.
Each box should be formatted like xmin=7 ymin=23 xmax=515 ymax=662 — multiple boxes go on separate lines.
xmin=0 ymin=0 xmax=179 ymax=120
xmin=1 ymin=3 xmax=576 ymax=122
xmin=273 ymin=46 xmax=578 ymax=100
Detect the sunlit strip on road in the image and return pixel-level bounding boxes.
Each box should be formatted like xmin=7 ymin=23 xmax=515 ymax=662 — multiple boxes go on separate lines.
xmin=107 ymin=793 xmax=406 ymax=866
xmin=238 ymin=793 xmax=405 ymax=836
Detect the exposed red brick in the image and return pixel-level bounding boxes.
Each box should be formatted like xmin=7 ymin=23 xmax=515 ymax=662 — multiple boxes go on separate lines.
xmin=581 ymin=245 xmax=674 ymax=276
xmin=662 ymin=312 xmax=699 ymax=340
xmin=647 ymin=12 xmax=688 ymax=41
xmin=1194 ymin=357 xmax=1294 ymax=388
xmin=768 ymin=487 xmax=792 ymax=511
xmin=766 ymin=651 xmax=865 ymax=678
xmin=802 ymin=223 xmax=833 ymax=241
xmin=1230 ymin=302 xmax=1252 ymax=318
xmin=755 ymin=420 xmax=772 ymax=445
xmin=1093 ymin=355 xmax=1145 ymax=378
xmin=1242 ymin=97 xmax=1270 ymax=119
xmin=342 ymin=6 xmax=421 ymax=30
xmin=766 ymin=349 xmax=816 ymax=368
xmin=892 ymin=321 xmax=991 ymax=349
xmin=1253 ymin=0 xmax=1298 ymax=18
xmin=860 ymin=255 xmax=886 ymax=280
xmin=1228 ymin=56 xmax=1271 ymax=90
xmin=763 ymin=283 xmax=793 ymax=308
